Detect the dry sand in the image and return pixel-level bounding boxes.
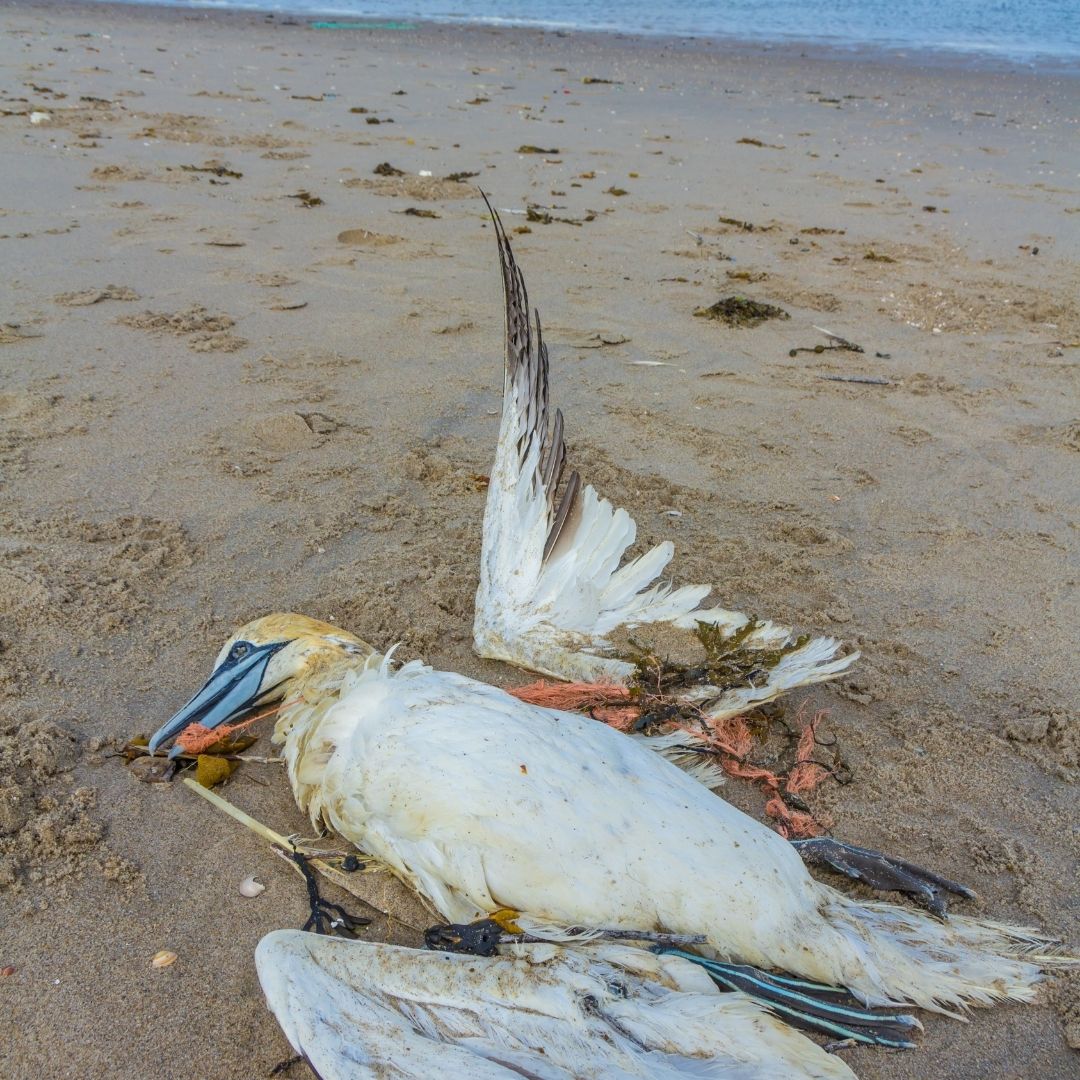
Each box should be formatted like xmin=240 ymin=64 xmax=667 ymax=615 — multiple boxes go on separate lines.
xmin=1 ymin=3 xmax=1078 ymax=1076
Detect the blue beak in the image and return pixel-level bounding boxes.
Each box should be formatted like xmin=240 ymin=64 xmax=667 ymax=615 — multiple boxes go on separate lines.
xmin=148 ymin=640 xmax=289 ymax=758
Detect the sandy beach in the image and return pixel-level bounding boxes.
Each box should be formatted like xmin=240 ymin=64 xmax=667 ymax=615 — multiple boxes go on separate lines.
xmin=1 ymin=2 xmax=1077 ymax=1076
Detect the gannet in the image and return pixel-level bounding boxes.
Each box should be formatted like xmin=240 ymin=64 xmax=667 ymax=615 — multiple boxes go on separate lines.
xmin=149 ymin=201 xmax=1066 ymax=1053
xmin=151 ymin=617 xmax=1058 ymax=1014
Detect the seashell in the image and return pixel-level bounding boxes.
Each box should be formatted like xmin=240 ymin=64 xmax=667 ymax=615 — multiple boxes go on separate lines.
xmin=151 ymin=950 xmax=177 ymax=969
xmin=30 ymin=111 xmax=52 ymax=125
xmin=239 ymin=875 xmax=266 ymax=898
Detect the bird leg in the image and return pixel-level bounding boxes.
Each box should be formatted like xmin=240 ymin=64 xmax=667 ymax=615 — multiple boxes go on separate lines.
xmin=790 ymin=837 xmax=976 ymax=917
xmin=291 ymin=851 xmax=372 ymax=937
xmin=427 ymin=918 xmax=710 ymax=957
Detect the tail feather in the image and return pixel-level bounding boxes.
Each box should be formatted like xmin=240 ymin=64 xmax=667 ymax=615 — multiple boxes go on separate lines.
xmin=818 ymin=893 xmax=1072 ymax=1015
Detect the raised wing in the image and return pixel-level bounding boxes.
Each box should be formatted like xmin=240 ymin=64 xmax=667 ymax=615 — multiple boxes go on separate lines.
xmin=473 ymin=196 xmax=856 ymax=715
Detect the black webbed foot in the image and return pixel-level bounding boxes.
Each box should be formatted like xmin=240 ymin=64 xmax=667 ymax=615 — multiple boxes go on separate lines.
xmin=424 ymin=918 xmax=504 ymax=956
xmin=791 ymin=837 xmax=976 ymax=917
xmin=292 ymin=852 xmax=372 ymax=937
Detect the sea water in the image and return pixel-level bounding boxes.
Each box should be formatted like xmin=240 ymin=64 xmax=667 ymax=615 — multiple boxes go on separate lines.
xmin=91 ymin=0 xmax=1080 ymax=62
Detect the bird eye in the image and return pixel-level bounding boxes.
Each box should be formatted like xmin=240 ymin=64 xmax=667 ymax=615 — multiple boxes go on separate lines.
xmin=229 ymin=641 xmax=251 ymax=661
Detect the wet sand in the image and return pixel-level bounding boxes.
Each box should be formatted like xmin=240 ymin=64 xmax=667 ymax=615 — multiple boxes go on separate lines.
xmin=1 ymin=3 xmax=1077 ymax=1077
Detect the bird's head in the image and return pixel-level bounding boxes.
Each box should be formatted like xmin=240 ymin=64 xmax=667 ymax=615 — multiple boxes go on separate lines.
xmin=148 ymin=613 xmax=374 ymax=757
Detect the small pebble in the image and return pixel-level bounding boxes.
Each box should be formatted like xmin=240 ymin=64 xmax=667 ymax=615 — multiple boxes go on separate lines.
xmin=151 ymin=950 xmax=178 ymax=969
xmin=239 ymin=875 xmax=266 ymax=898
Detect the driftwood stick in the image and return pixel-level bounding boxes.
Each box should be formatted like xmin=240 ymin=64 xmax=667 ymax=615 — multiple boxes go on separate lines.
xmin=818 ymin=374 xmax=893 ymax=386
xmin=181 ymin=778 xmax=417 ymax=929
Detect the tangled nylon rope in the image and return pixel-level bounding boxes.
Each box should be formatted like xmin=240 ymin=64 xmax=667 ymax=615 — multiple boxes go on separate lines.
xmin=175 ymin=704 xmax=281 ymax=755
xmin=508 ymin=681 xmax=831 ymax=839
xmin=506 ymin=680 xmax=638 ymax=726
xmin=698 ymin=711 xmax=830 ymax=839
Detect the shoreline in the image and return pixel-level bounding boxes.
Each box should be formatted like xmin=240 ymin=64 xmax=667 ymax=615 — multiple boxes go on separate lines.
xmin=14 ymin=0 xmax=1080 ymax=78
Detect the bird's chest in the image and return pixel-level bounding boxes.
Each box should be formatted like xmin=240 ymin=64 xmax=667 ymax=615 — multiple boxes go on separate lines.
xmin=318 ymin=689 xmax=624 ymax=843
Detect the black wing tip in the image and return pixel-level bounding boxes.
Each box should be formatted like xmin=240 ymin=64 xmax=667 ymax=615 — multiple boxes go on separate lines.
xmin=661 ymin=951 xmax=921 ymax=1051
xmin=544 ymin=470 xmax=582 ymax=562
xmin=479 ymin=187 xmax=508 ymax=249
xmin=482 ymin=190 xmax=580 ymax=565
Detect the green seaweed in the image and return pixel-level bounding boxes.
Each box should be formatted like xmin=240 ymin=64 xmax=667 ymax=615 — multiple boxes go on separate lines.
xmin=526 ymin=205 xmax=596 ymax=227
xmin=694 ymin=296 xmax=790 ymax=327
xmin=736 ymin=137 xmax=785 ymax=149
xmin=623 ymin=619 xmax=812 ymax=732
xmin=180 ymin=163 xmax=242 ymax=179
xmin=717 ymin=215 xmax=773 ymax=232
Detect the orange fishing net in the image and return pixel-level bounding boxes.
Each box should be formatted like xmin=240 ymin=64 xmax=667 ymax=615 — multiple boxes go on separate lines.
xmin=507 ymin=680 xmax=633 ymax=710
xmin=175 ymin=704 xmax=281 ymax=754
xmin=506 ymin=680 xmax=640 ymax=727
xmin=696 ymin=710 xmax=831 ymax=838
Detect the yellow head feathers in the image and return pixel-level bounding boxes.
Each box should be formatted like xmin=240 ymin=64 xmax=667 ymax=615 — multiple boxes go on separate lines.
xmin=215 ymin=613 xmax=374 ymax=664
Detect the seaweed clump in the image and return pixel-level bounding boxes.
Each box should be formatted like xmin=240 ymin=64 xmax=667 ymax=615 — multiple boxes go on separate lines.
xmin=626 ymin=620 xmax=810 ymax=731
xmin=694 ymin=296 xmax=789 ymax=327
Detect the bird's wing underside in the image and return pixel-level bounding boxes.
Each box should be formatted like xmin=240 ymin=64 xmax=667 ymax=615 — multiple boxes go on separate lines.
xmin=255 ymin=931 xmax=857 ymax=1080
xmin=472 ymin=195 xmax=856 ymax=714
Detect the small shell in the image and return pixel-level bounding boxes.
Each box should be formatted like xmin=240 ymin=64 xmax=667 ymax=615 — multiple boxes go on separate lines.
xmin=239 ymin=875 xmax=266 ymax=898
xmin=30 ymin=111 xmax=52 ymax=125
xmin=151 ymin=950 xmax=178 ymax=970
